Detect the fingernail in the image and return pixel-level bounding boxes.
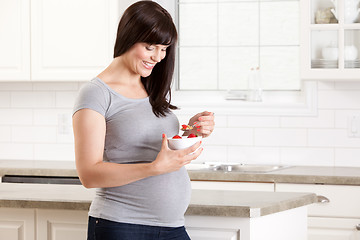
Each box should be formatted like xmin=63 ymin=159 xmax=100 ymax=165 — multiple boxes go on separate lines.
xmin=194 ymin=122 xmax=198 ymax=125
xmin=197 ymin=129 xmax=200 ymax=132
xmin=196 ymin=125 xmax=200 ymax=128
xmin=162 ymin=134 xmax=165 ymax=138
xmin=200 ymin=141 xmax=202 ymax=144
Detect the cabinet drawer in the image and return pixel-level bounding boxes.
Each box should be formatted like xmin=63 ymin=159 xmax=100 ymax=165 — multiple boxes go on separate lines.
xmin=276 ymin=183 xmax=360 ymax=218
xmin=191 ymin=181 xmax=274 ymax=192
xmin=308 ymin=217 xmax=360 ymax=240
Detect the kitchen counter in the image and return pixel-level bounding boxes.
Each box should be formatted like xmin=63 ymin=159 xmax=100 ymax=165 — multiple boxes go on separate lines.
xmin=0 ymin=183 xmax=316 ymax=218
xmin=0 ymin=160 xmax=77 ymax=177
xmin=188 ymin=165 xmax=360 ymax=185
xmin=1 ymin=160 xmax=360 ymax=185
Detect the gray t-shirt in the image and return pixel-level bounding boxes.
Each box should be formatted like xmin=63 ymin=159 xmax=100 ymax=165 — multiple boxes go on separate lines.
xmin=73 ymin=78 xmax=191 ymax=227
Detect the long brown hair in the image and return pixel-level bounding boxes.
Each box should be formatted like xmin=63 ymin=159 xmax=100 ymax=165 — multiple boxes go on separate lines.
xmin=114 ymin=1 xmax=178 ymax=117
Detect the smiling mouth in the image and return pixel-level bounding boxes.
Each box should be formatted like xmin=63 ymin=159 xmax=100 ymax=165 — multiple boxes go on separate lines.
xmin=143 ymin=61 xmax=155 ymax=69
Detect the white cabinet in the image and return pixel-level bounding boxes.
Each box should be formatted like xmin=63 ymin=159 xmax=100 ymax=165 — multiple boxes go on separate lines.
xmin=185 ymin=206 xmax=308 ymax=240
xmin=30 ymin=0 xmax=119 ymax=81
xmin=0 ymin=0 xmax=119 ymax=82
xmin=301 ymin=0 xmax=360 ymax=80
xmin=276 ymin=183 xmax=360 ymax=240
xmin=0 ymin=208 xmax=87 ymax=240
xmin=0 ymin=0 xmax=31 ymax=81
xmin=36 ymin=209 xmax=88 ymax=240
xmin=0 ymin=208 xmax=35 ymax=240
xmin=191 ymin=181 xmax=275 ymax=192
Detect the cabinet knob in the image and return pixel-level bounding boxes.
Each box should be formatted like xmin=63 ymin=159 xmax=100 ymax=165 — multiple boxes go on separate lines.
xmin=356 ymin=224 xmax=360 ymax=231
xmin=317 ymin=195 xmax=330 ymax=203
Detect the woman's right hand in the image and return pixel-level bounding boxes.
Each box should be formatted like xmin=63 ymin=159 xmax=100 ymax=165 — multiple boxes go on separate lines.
xmin=151 ymin=134 xmax=203 ymax=175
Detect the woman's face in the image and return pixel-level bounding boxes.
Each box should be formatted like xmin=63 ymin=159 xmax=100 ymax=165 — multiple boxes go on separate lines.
xmin=124 ymin=42 xmax=168 ymax=78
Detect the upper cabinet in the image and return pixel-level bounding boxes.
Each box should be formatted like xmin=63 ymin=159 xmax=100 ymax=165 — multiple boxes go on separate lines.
xmin=0 ymin=0 xmax=31 ymax=81
xmin=300 ymin=0 xmax=360 ymax=80
xmin=0 ymin=0 xmax=120 ymax=82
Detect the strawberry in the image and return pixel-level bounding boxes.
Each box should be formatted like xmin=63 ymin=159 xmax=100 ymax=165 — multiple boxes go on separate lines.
xmin=181 ymin=124 xmax=193 ymax=131
xmin=187 ymin=133 xmax=198 ymax=138
xmin=172 ymin=135 xmax=182 ymax=139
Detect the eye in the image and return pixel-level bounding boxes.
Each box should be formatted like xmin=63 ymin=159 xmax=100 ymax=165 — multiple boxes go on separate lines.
xmin=146 ymin=45 xmax=154 ymax=51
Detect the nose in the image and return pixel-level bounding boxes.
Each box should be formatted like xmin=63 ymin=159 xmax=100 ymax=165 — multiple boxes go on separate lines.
xmin=151 ymin=50 xmax=162 ymax=63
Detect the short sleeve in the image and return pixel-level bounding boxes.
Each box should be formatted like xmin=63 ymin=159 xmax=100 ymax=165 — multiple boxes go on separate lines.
xmin=73 ymin=81 xmax=109 ymax=117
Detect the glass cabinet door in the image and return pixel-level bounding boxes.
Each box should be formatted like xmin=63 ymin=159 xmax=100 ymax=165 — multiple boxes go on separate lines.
xmin=344 ymin=30 xmax=360 ymax=68
xmin=311 ymin=30 xmax=339 ymax=68
xmin=309 ymin=0 xmax=360 ymax=70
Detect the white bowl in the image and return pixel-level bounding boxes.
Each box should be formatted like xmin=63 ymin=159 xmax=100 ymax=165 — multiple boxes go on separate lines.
xmin=167 ymin=135 xmax=202 ymax=150
xmin=345 ymin=45 xmax=358 ymax=61
xmin=322 ymin=47 xmax=338 ymax=60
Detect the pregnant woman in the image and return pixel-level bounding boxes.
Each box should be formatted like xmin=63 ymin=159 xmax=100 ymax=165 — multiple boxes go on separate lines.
xmin=72 ymin=1 xmax=215 ymax=239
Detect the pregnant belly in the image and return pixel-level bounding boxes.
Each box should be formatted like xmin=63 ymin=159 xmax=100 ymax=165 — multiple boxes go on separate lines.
xmin=103 ymin=167 xmax=191 ymax=223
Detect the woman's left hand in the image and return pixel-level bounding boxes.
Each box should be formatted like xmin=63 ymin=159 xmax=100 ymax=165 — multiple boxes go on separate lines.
xmin=187 ymin=111 xmax=215 ymax=138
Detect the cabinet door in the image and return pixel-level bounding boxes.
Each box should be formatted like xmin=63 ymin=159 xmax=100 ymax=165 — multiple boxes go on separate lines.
xmin=0 ymin=208 xmax=35 ymax=240
xmin=0 ymin=0 xmax=30 ymax=81
xmin=308 ymin=217 xmax=360 ymax=240
xmin=36 ymin=209 xmax=88 ymax=240
xmin=30 ymin=0 xmax=119 ymax=81
xmin=300 ymin=0 xmax=360 ymax=80
xmin=191 ymin=181 xmax=274 ymax=192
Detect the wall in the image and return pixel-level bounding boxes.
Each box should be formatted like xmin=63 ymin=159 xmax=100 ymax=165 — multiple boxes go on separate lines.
xmin=0 ymin=81 xmax=360 ymax=167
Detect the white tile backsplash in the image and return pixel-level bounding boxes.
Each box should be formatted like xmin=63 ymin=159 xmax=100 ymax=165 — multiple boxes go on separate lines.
xmin=195 ymin=145 xmax=227 ymax=163
xmin=0 ymin=143 xmax=33 ymax=160
xmin=55 ymin=91 xmax=78 ymax=108
xmin=0 ymin=126 xmax=11 ymax=142
xmin=308 ymin=129 xmax=360 ymax=148
xmin=228 ymin=115 xmax=279 ymax=128
xmin=335 ymin=110 xmax=360 ymax=128
xmin=34 ymin=143 xmax=74 ymax=161
xmin=12 ymin=126 xmax=57 ymax=143
xmin=228 ymin=146 xmax=280 ymax=164
xmin=0 ymin=109 xmax=33 ymax=125
xmin=254 ymin=128 xmax=307 ymax=147
xmin=280 ymin=110 xmax=334 ymax=128
xmin=205 ymin=127 xmax=253 ymax=146
xmin=11 ymin=91 xmax=56 ymax=108
xmin=318 ymin=90 xmax=360 ymax=109
xmin=335 ymin=148 xmax=360 ymax=167
xmin=33 ymin=82 xmax=79 ymax=91
xmin=0 ymin=81 xmax=360 ymax=167
xmin=280 ymin=147 xmax=334 ymax=166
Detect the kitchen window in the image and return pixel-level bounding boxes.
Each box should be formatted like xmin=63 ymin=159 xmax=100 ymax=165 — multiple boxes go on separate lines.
xmin=154 ymin=0 xmax=316 ymax=116
xmin=177 ymin=0 xmax=300 ymax=91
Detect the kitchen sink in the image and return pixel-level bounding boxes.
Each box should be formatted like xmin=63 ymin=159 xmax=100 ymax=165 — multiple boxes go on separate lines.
xmin=186 ymin=162 xmax=292 ymax=173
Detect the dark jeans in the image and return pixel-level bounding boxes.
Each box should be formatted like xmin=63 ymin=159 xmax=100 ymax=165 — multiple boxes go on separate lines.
xmin=88 ymin=216 xmax=191 ymax=240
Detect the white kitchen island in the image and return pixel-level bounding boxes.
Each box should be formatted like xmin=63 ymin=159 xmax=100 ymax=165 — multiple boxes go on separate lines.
xmin=185 ymin=190 xmax=312 ymax=240
xmin=0 ymin=183 xmax=316 ymax=240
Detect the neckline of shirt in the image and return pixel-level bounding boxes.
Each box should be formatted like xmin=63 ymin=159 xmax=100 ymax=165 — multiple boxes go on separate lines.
xmin=94 ymin=77 xmax=150 ymax=102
